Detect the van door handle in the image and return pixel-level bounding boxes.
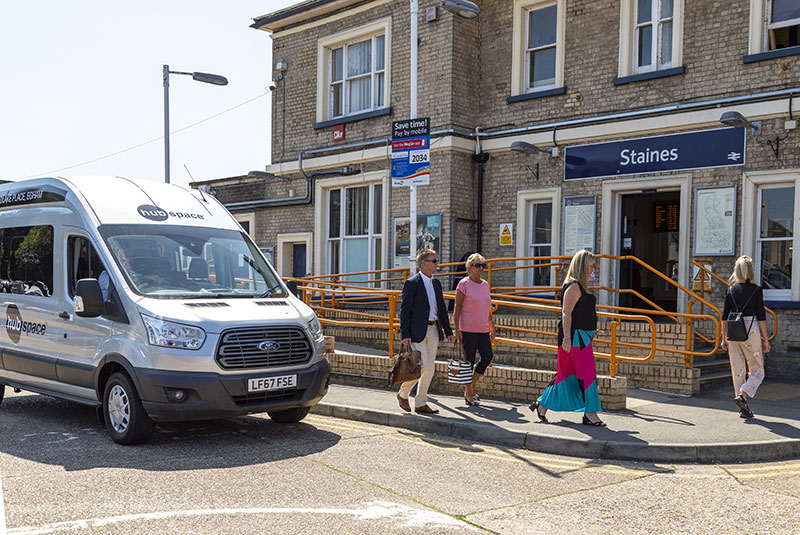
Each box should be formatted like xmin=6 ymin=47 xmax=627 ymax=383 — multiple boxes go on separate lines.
xmin=58 ymin=311 xmax=70 ymax=319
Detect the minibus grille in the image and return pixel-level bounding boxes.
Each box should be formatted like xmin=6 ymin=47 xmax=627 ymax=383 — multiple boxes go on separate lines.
xmin=216 ymin=326 xmax=312 ymax=369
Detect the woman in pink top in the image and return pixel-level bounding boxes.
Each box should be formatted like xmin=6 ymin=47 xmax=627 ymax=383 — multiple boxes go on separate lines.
xmin=453 ymin=253 xmax=496 ymax=406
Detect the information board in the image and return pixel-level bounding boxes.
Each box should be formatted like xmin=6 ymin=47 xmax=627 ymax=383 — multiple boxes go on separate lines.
xmin=391 ymin=118 xmax=430 ymax=187
xmin=562 ymin=195 xmax=596 ymax=256
xmin=694 ymin=185 xmax=736 ymax=256
xmin=653 ymin=200 xmax=679 ymax=232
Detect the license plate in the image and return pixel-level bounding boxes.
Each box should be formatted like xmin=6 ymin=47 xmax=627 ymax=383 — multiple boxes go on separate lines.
xmin=248 ymin=374 xmax=297 ymax=392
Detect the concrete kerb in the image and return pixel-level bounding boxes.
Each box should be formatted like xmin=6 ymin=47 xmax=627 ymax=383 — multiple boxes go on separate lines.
xmin=309 ymin=402 xmax=800 ymax=463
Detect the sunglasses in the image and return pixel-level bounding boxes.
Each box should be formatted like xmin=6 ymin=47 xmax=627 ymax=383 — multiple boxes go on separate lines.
xmin=423 ymin=258 xmax=438 ymax=263
xmin=472 ymin=263 xmax=487 ymax=269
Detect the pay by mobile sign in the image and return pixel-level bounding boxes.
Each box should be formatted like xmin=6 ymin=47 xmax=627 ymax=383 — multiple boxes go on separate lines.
xmin=392 ymin=117 xmax=430 ymax=187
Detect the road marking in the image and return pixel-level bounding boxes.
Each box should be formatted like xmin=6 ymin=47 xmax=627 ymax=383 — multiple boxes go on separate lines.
xmin=8 ymin=501 xmax=475 ymax=535
xmin=1 ymin=468 xmax=6 ymax=535
xmin=306 ymin=417 xmax=392 ymax=434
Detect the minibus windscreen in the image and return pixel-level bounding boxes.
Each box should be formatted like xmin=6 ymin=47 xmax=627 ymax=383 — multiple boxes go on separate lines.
xmin=98 ymin=224 xmax=287 ymax=299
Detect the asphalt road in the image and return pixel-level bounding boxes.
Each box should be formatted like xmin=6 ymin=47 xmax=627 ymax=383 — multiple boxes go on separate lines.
xmin=1 ymin=390 xmax=799 ymax=534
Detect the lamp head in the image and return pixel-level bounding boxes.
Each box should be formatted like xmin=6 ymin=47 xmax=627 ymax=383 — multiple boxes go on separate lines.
xmin=720 ymin=111 xmax=761 ymax=135
xmin=440 ymin=0 xmax=480 ymax=19
xmin=510 ymin=141 xmax=549 ymax=155
xmin=192 ymin=72 xmax=228 ymax=86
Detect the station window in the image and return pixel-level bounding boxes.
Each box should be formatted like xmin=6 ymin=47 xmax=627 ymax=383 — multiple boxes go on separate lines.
xmin=326 ymin=183 xmax=382 ymax=282
xmin=757 ymin=186 xmax=794 ymax=296
xmin=511 ymin=0 xmax=565 ymax=97
xmin=528 ymin=201 xmax=553 ymax=287
xmin=618 ymin=0 xmax=684 ymax=78
xmin=0 ymin=225 xmax=54 ymax=297
xmin=317 ymin=19 xmax=391 ymax=123
xmin=766 ymin=0 xmax=800 ymax=50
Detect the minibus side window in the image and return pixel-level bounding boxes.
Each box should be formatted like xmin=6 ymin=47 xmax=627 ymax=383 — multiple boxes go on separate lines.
xmin=0 ymin=225 xmax=54 ymax=297
xmin=68 ymin=236 xmax=108 ymax=298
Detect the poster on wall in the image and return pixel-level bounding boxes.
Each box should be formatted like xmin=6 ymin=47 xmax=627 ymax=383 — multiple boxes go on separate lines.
xmin=393 ymin=214 xmax=442 ymax=268
xmin=562 ymin=195 xmax=596 ymax=257
xmin=260 ymin=246 xmax=274 ymax=266
xmin=694 ymin=185 xmax=736 ymax=256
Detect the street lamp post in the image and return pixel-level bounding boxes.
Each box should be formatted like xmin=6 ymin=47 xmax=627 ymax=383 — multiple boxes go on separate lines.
xmin=163 ymin=65 xmax=228 ymax=184
xmin=407 ymin=0 xmax=479 ymax=274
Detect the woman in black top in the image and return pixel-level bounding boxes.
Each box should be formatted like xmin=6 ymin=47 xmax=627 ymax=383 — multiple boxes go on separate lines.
xmin=529 ymin=249 xmax=605 ymax=426
xmin=721 ymin=256 xmax=770 ymax=418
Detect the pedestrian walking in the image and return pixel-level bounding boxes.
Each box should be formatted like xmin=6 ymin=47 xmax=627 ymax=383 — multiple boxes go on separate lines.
xmin=720 ymin=255 xmax=770 ymax=418
xmin=529 ymin=249 xmax=605 ymax=426
xmin=453 ymin=253 xmax=495 ymax=406
xmin=397 ymin=248 xmax=454 ymax=414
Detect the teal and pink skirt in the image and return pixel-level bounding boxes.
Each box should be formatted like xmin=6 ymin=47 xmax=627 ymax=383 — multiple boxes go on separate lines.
xmin=538 ymin=329 xmax=602 ymax=413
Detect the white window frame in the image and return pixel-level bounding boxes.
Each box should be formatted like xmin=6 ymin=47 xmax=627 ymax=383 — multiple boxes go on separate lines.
xmin=234 ymin=212 xmax=255 ymax=237
xmin=618 ymin=0 xmax=684 ymax=78
xmin=316 ymin=18 xmax=391 ymax=123
xmin=511 ymin=0 xmax=565 ymax=97
xmin=314 ymin=171 xmax=389 ymax=279
xmin=516 ymin=187 xmax=560 ymax=288
xmin=749 ymin=0 xmax=800 ymax=53
xmin=741 ymin=170 xmax=800 ymax=301
xmin=276 ymin=232 xmax=313 ymax=279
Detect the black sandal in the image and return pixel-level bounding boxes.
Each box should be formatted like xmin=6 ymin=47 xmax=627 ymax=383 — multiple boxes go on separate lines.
xmin=529 ymin=401 xmax=548 ymax=422
xmin=582 ymin=414 xmax=607 ymax=427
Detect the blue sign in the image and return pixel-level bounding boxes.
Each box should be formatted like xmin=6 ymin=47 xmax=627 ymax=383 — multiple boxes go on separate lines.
xmin=392 ymin=118 xmax=430 ymax=187
xmin=564 ymin=127 xmax=746 ymax=181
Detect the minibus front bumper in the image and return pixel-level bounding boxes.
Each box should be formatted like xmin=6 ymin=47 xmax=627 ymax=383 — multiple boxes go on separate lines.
xmin=136 ymin=358 xmax=331 ymax=422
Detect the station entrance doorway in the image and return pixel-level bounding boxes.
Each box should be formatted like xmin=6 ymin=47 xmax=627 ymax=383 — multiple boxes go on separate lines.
xmin=618 ymin=190 xmax=680 ymax=312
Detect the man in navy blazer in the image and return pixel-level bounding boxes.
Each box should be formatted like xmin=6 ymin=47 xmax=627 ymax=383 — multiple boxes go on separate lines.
xmin=398 ymin=248 xmax=454 ymax=414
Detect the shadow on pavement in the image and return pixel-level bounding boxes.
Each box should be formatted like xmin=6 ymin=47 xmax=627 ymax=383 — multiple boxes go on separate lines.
xmin=0 ymin=393 xmax=341 ymax=472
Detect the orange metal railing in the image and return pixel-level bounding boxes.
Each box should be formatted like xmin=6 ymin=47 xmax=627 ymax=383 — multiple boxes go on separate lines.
xmin=285 ymin=254 xmax=776 ymax=373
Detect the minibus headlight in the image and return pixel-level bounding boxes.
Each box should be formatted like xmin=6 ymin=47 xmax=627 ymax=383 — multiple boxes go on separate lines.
xmin=307 ymin=317 xmax=324 ymax=341
xmin=142 ymin=315 xmax=206 ymax=350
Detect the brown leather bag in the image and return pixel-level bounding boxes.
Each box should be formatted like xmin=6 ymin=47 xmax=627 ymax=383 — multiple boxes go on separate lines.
xmin=387 ymin=343 xmax=422 ymax=386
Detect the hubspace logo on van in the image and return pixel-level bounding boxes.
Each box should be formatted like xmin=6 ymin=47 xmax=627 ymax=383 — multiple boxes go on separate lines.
xmin=137 ymin=204 xmax=205 ymax=222
xmin=5 ymin=305 xmax=47 ymax=344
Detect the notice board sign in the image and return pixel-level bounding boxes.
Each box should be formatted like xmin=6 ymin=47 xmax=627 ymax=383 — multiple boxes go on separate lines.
xmin=694 ymin=185 xmax=736 ymax=256
xmin=563 ymin=195 xmax=596 ymax=257
xmin=391 ymin=118 xmax=430 ymax=187
xmin=653 ymin=200 xmax=679 ymax=232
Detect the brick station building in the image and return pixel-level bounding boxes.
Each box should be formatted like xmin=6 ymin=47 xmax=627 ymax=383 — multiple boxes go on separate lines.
xmin=195 ymin=0 xmax=800 ymax=388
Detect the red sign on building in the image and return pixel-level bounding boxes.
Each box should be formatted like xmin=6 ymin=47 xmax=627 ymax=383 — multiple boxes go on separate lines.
xmin=333 ymin=124 xmax=345 ymax=141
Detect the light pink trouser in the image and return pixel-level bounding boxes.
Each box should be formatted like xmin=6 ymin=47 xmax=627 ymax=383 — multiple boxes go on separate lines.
xmin=728 ymin=316 xmax=765 ymax=399
xmin=399 ymin=324 xmax=439 ymax=408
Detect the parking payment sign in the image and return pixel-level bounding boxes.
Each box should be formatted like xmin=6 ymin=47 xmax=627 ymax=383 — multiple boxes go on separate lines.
xmin=392 ymin=118 xmax=430 ymax=187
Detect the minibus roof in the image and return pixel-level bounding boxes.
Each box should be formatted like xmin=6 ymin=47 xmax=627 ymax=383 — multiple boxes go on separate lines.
xmin=1 ymin=176 xmax=240 ymax=231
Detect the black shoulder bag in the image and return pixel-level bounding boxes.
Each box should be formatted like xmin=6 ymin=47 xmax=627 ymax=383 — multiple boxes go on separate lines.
xmin=726 ymin=285 xmax=757 ymax=342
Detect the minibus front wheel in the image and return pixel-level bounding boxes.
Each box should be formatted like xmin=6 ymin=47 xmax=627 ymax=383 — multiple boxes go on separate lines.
xmin=103 ymin=372 xmax=155 ymax=445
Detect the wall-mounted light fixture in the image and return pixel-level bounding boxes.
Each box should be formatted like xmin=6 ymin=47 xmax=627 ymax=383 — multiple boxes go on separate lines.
xmin=719 ymin=110 xmax=792 ymax=159
xmin=440 ymin=0 xmax=480 ymax=18
xmin=510 ymin=141 xmax=559 ymax=180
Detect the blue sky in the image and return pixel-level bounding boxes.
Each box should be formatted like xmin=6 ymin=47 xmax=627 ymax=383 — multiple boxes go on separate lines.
xmin=0 ymin=1 xmax=297 ymax=187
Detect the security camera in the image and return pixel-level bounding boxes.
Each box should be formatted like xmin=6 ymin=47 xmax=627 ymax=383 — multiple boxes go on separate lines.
xmin=268 ymin=80 xmax=278 ymax=91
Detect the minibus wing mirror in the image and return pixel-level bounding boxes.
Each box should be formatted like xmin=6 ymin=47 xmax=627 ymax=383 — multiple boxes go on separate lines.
xmin=74 ymin=279 xmax=104 ymax=318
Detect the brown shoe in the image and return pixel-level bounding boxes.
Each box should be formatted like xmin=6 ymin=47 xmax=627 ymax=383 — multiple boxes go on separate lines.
xmin=414 ymin=405 xmax=439 ymax=414
xmin=397 ymin=394 xmax=411 ymax=412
